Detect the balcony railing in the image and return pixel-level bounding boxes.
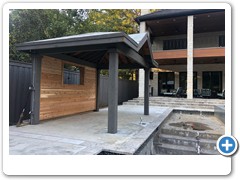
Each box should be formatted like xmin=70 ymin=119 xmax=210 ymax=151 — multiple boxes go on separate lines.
xmin=163 ymin=38 xmax=187 ymax=50
xmin=153 ymin=35 xmax=225 ymax=52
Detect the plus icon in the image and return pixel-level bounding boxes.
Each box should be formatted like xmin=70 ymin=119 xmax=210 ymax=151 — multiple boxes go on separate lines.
xmin=217 ymin=135 xmax=238 ymax=156
xmin=222 ymin=139 xmax=233 ymax=151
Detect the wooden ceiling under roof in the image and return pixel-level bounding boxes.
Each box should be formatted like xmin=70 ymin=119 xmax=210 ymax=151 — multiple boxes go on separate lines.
xmin=147 ymin=11 xmax=225 ymax=37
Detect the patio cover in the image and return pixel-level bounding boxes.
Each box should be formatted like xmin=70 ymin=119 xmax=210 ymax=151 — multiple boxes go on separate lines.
xmin=16 ymin=32 xmax=158 ymax=69
xmin=16 ymin=32 xmax=158 ymax=133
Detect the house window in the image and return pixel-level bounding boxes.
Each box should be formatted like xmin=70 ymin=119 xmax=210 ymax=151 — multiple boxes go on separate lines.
xmin=63 ymin=63 xmax=84 ymax=85
xmin=219 ymin=35 xmax=225 ymax=47
xmin=163 ymin=38 xmax=187 ymax=50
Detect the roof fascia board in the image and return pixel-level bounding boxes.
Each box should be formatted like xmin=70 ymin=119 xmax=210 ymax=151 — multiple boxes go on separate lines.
xmin=16 ymin=32 xmax=139 ymax=52
xmin=16 ymin=32 xmax=123 ymax=47
xmin=146 ymin=37 xmax=159 ymax=68
xmin=16 ymin=37 xmax=126 ymax=52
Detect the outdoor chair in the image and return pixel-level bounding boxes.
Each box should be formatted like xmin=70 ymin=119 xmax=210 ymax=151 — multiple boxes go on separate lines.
xmin=163 ymin=89 xmax=176 ymax=96
xmin=201 ymin=89 xmax=211 ymax=98
xmin=175 ymin=87 xmax=184 ymax=97
xmin=163 ymin=87 xmax=184 ymax=97
xmin=217 ymin=89 xmax=225 ymax=99
xmin=193 ymin=89 xmax=201 ymax=98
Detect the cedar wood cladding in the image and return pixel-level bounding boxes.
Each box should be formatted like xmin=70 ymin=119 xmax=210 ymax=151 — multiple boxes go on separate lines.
xmin=40 ymin=56 xmax=96 ymax=120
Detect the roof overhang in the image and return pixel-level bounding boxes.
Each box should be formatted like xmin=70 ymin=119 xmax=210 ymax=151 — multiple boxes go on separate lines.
xmin=16 ymin=32 xmax=158 ymax=69
xmin=135 ymin=9 xmax=225 ymax=23
xmin=135 ymin=9 xmax=225 ymax=37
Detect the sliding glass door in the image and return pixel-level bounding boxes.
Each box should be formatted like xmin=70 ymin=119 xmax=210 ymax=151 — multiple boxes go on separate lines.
xmin=202 ymin=71 xmax=222 ymax=93
xmin=179 ymin=72 xmax=198 ymax=91
xmin=158 ymin=72 xmax=175 ymax=95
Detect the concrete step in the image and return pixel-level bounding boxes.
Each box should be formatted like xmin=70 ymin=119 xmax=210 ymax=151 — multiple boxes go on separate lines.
xmin=126 ymin=100 xmax=224 ymax=105
xmin=133 ymin=97 xmax=224 ymax=101
xmin=154 ymin=143 xmax=219 ymax=155
xmin=128 ymin=100 xmax=225 ymax=106
xmin=135 ymin=97 xmax=225 ymax=102
xmin=154 ymin=134 xmax=217 ymax=151
xmin=124 ymin=100 xmax=220 ymax=104
xmin=161 ymin=128 xmax=222 ymax=140
xmin=130 ymin=103 xmax=223 ymax=106
xmin=126 ymin=98 xmax=224 ymax=103
xmin=123 ymin=102 xmax=216 ymax=109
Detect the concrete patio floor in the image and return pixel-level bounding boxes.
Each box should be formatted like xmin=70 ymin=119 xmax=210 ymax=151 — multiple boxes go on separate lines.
xmin=9 ymin=105 xmax=170 ymax=155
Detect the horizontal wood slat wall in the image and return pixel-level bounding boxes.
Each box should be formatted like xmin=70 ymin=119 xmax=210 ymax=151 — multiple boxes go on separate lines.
xmin=40 ymin=56 xmax=96 ymax=120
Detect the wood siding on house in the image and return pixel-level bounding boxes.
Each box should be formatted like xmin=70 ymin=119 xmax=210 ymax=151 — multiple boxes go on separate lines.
xmin=153 ymin=47 xmax=225 ymax=60
xmin=40 ymin=56 xmax=96 ymax=120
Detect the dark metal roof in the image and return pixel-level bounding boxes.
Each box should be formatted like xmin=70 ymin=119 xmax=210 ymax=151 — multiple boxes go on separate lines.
xmin=16 ymin=32 xmax=158 ymax=69
xmin=16 ymin=32 xmax=138 ymax=52
xmin=135 ymin=9 xmax=225 ymax=23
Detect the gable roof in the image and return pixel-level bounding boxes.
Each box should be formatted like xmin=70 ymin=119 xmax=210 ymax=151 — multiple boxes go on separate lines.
xmin=16 ymin=32 xmax=158 ymax=69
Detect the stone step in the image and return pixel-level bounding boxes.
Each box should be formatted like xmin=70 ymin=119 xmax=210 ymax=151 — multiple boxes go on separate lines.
xmin=127 ymin=100 xmax=224 ymax=105
xmin=154 ymin=134 xmax=217 ymax=151
xmin=128 ymin=98 xmax=224 ymax=102
xmin=124 ymin=102 xmax=214 ymax=107
xmin=124 ymin=100 xmax=222 ymax=105
xmin=161 ymin=128 xmax=222 ymax=140
xmin=154 ymin=143 xmax=219 ymax=155
xmin=135 ymin=97 xmax=225 ymax=102
xmin=130 ymin=100 xmax=224 ymax=105
xmin=123 ymin=102 xmax=216 ymax=109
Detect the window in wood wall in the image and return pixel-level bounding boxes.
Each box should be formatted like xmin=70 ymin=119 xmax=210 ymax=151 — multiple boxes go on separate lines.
xmin=63 ymin=63 xmax=84 ymax=85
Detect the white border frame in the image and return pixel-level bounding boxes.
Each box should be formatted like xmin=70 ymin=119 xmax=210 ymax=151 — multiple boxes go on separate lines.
xmin=3 ymin=2 xmax=231 ymax=175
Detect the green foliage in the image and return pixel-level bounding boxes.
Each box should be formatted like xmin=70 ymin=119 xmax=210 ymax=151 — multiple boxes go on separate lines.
xmin=9 ymin=9 xmax=89 ymax=61
xmin=101 ymin=69 xmax=137 ymax=81
xmin=9 ymin=9 xmax=147 ymax=79
xmin=86 ymin=9 xmax=140 ymax=34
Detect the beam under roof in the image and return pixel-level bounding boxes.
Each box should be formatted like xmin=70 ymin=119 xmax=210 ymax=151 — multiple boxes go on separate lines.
xmin=46 ymin=53 xmax=97 ymax=68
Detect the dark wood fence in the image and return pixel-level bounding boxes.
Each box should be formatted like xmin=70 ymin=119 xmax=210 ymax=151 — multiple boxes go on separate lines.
xmin=9 ymin=61 xmax=32 ymax=125
xmin=9 ymin=61 xmax=138 ymax=125
xmin=99 ymin=75 xmax=138 ymax=107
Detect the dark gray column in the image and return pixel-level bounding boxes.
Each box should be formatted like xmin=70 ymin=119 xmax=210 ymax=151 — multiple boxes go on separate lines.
xmin=144 ymin=68 xmax=150 ymax=115
xmin=30 ymin=54 xmax=42 ymax=125
xmin=95 ymin=68 xmax=101 ymax=112
xmin=108 ymin=50 xmax=119 ymax=134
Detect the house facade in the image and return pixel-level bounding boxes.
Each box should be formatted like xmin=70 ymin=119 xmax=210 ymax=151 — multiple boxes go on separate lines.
xmin=136 ymin=9 xmax=225 ymax=99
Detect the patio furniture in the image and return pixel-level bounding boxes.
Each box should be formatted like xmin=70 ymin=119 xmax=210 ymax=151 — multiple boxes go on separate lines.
xmin=163 ymin=87 xmax=184 ymax=97
xmin=175 ymin=87 xmax=185 ymax=97
xmin=217 ymin=89 xmax=225 ymax=99
xmin=163 ymin=89 xmax=176 ymax=96
xmin=193 ymin=89 xmax=201 ymax=98
xmin=201 ymin=89 xmax=211 ymax=98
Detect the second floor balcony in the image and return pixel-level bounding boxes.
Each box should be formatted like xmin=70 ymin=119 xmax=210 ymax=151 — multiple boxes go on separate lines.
xmin=151 ymin=32 xmax=225 ymax=64
xmin=153 ymin=47 xmax=225 ymax=64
